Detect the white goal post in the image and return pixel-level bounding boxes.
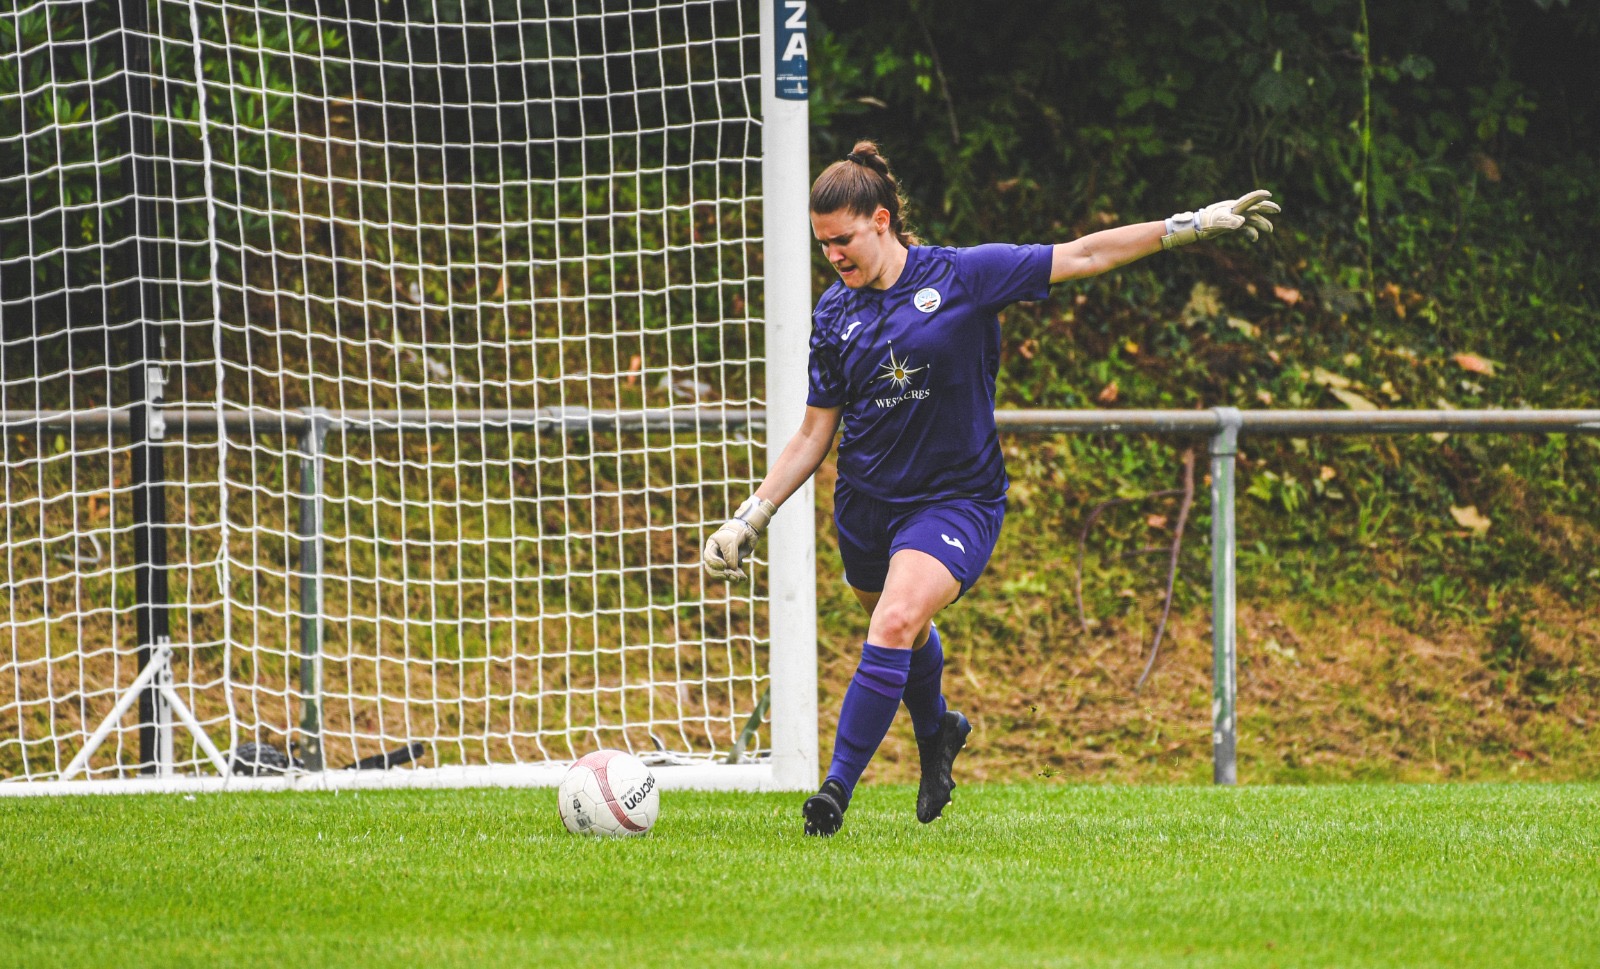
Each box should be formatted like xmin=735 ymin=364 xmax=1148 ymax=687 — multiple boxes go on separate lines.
xmin=0 ymin=0 xmax=815 ymax=794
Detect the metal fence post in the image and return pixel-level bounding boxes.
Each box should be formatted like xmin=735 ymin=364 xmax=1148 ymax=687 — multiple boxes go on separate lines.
xmin=297 ymin=411 xmax=328 ymax=771
xmin=1209 ymin=407 xmax=1242 ymax=785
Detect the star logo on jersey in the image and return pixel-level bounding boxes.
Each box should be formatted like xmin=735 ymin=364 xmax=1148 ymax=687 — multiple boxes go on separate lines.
xmin=842 ymin=320 xmax=864 ymax=341
xmin=877 ymin=346 xmax=926 ymax=391
xmin=913 ymin=287 xmax=942 ymax=313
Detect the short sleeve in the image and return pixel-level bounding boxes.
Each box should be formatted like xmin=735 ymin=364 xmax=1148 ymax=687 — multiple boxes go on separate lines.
xmin=955 ymin=243 xmax=1054 ymax=309
xmin=806 ymin=309 xmax=846 ymax=408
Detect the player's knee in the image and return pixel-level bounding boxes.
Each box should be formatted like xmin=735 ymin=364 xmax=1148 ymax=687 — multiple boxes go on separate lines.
xmin=867 ymin=600 xmax=926 ymax=649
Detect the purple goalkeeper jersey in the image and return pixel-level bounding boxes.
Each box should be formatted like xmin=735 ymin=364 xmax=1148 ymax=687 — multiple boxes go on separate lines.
xmin=807 ymin=243 xmax=1054 ymax=502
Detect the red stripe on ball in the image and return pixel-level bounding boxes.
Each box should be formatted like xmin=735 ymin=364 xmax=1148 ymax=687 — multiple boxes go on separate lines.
xmin=581 ymin=750 xmax=646 ymax=833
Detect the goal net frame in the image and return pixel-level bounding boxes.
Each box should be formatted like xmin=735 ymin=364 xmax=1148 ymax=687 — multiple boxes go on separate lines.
xmin=0 ymin=0 xmax=816 ymax=795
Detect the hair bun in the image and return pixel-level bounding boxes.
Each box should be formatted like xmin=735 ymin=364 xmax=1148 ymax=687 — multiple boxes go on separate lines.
xmin=845 ymin=142 xmax=888 ymax=175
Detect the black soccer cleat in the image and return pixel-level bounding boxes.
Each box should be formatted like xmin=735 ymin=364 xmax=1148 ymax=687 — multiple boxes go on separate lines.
xmin=802 ymin=778 xmax=849 ymax=837
xmin=915 ymin=710 xmax=972 ymax=823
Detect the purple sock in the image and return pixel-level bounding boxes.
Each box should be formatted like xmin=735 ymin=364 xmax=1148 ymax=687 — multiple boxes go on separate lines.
xmin=825 ymin=643 xmax=912 ymax=803
xmin=902 ymin=624 xmax=948 ymax=740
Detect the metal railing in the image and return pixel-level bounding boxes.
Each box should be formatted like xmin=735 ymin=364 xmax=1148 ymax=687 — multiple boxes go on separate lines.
xmin=9 ymin=405 xmax=1600 ymax=783
xmin=996 ymin=408 xmax=1600 ymax=783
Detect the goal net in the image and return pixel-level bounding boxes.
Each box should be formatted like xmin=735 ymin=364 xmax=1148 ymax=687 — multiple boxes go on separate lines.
xmin=0 ymin=0 xmax=814 ymax=792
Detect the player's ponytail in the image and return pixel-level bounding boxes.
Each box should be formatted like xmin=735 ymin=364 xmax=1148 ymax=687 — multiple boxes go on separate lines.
xmin=809 ymin=140 xmax=921 ymax=247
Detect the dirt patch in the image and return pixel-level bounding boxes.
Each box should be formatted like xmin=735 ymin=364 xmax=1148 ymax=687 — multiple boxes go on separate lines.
xmin=809 ymin=465 xmax=1600 ymax=786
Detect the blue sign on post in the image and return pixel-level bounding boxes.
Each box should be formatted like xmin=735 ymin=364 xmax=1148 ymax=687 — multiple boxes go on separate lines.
xmin=774 ymin=0 xmax=808 ymax=100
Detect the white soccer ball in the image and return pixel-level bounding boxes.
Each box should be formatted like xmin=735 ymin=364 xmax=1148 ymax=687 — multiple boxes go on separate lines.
xmin=557 ymin=749 xmax=660 ymax=836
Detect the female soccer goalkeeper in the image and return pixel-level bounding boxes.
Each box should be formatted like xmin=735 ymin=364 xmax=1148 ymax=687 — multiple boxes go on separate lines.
xmin=703 ymin=141 xmax=1279 ymax=836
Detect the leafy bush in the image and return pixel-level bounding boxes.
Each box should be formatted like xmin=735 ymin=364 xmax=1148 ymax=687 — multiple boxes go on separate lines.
xmin=810 ymin=0 xmax=1600 ymax=611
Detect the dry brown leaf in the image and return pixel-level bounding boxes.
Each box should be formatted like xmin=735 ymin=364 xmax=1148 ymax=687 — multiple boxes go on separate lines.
xmin=1450 ymin=505 xmax=1492 ymax=534
xmin=1273 ymin=285 xmax=1302 ymax=306
xmin=1474 ymin=153 xmax=1502 ymax=182
xmin=1330 ymin=387 xmax=1378 ymax=411
xmin=1096 ymin=381 xmax=1120 ymax=403
xmin=1146 ymin=514 xmax=1168 ymax=529
xmin=1311 ymin=367 xmax=1353 ymax=390
xmin=1320 ymin=466 xmax=1337 ymax=482
xmin=1452 ymin=352 xmax=1497 ymax=376
xmin=1018 ymin=338 xmax=1039 ymax=360
xmin=1181 ymin=282 xmax=1223 ymax=325
xmin=1227 ymin=317 xmax=1260 ymax=338
xmin=1379 ymin=281 xmax=1405 ymax=317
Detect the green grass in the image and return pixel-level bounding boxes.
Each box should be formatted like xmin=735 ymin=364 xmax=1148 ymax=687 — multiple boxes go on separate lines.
xmin=2 ymin=783 xmax=1597 ymax=968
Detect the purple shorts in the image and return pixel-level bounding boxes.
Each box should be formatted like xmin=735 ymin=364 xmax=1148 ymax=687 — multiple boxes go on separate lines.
xmin=832 ymin=482 xmax=1007 ymax=598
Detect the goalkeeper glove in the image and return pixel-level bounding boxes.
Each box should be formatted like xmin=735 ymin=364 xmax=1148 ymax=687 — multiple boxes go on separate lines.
xmin=702 ymin=496 xmax=778 ymax=581
xmin=1161 ymin=189 xmax=1280 ymax=250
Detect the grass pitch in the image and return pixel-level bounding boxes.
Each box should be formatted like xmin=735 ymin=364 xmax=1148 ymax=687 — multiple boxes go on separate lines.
xmin=1 ymin=782 xmax=1596 ymax=968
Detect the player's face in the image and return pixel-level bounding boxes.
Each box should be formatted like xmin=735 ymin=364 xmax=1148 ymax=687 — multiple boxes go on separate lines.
xmin=811 ymin=207 xmax=895 ymax=290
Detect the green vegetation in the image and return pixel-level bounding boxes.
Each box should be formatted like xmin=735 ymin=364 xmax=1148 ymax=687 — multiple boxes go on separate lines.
xmin=809 ymin=0 xmax=1600 ymax=588
xmin=2 ymin=783 xmax=1597 ymax=967
xmin=805 ymin=0 xmax=1600 ymax=782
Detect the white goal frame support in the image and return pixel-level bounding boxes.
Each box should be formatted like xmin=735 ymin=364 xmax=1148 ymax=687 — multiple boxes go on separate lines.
xmin=58 ymin=643 xmax=229 ymax=783
xmin=759 ymin=0 xmax=820 ymax=792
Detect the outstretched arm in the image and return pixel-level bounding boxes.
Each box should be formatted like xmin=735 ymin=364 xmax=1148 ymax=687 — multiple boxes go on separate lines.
xmin=1051 ymin=190 xmax=1281 ymax=284
xmin=704 ymin=405 xmax=842 ymax=580
xmin=1050 ymin=221 xmax=1166 ymax=283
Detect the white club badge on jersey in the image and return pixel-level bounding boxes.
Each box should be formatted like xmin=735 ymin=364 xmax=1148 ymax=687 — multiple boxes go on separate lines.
xmin=913 ymin=287 xmax=942 ymax=313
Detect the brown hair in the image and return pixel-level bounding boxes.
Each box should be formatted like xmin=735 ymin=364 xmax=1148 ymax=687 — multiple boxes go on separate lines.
xmin=809 ymin=140 xmax=920 ymax=247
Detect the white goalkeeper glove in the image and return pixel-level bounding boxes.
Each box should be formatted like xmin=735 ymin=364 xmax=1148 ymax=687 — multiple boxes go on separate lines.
xmin=702 ymin=496 xmax=778 ymax=581
xmin=1161 ymin=189 xmax=1280 ymax=250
